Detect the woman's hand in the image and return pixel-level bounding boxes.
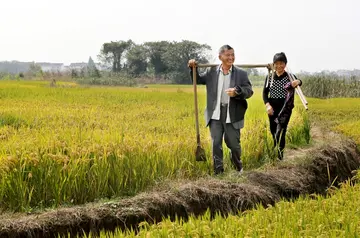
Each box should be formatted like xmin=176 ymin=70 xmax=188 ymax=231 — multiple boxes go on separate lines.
xmin=291 ymin=80 xmax=301 ymax=88
xmin=266 ymin=103 xmax=274 ymax=116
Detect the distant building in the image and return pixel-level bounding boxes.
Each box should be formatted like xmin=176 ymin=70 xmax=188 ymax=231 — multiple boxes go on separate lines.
xmin=95 ymin=63 xmax=109 ymax=71
xmin=69 ymin=62 xmax=88 ymax=70
xmin=36 ymin=62 xmax=64 ymax=72
xmin=0 ymin=60 xmax=110 ymax=74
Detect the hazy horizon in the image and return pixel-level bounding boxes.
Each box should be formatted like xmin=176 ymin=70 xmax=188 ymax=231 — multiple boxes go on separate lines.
xmin=1 ymin=0 xmax=359 ymax=73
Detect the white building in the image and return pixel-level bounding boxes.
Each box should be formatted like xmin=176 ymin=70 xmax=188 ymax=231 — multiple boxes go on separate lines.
xmin=69 ymin=62 xmax=88 ymax=70
xmin=36 ymin=62 xmax=64 ymax=72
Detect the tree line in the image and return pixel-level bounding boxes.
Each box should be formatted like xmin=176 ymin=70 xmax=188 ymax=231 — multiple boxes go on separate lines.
xmin=97 ymin=40 xmax=212 ymax=84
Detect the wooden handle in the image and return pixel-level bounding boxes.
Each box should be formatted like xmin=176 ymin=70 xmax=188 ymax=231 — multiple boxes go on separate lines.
xmin=287 ymin=70 xmax=309 ymax=109
xmin=197 ymin=63 xmax=271 ymax=68
xmin=295 ymin=88 xmax=308 ymax=110
xmin=192 ymin=66 xmax=201 ymax=145
xmin=296 ymin=86 xmax=308 ymax=105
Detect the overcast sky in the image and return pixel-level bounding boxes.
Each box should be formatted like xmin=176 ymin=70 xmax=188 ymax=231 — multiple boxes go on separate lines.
xmin=1 ymin=0 xmax=358 ymax=72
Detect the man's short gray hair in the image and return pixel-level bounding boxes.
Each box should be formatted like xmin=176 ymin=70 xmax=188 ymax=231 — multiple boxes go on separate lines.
xmin=218 ymin=45 xmax=234 ymax=55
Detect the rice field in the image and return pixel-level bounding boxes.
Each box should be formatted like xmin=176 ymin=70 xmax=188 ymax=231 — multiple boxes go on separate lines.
xmin=308 ymin=97 xmax=360 ymax=144
xmin=111 ymin=180 xmax=360 ymax=238
xmin=0 ymin=80 xmax=309 ymax=212
xmin=108 ymin=97 xmax=360 ymax=238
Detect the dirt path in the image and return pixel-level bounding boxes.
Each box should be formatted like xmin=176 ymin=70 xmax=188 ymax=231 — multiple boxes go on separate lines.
xmin=285 ymin=123 xmax=345 ymax=161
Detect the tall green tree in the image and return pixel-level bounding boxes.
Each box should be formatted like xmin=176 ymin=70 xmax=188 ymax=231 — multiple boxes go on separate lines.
xmin=99 ymin=40 xmax=133 ymax=72
xmin=144 ymin=41 xmax=171 ymax=79
xmin=126 ymin=44 xmax=148 ymax=76
xmin=163 ymin=40 xmax=211 ymax=84
xmin=87 ymin=56 xmax=101 ymax=78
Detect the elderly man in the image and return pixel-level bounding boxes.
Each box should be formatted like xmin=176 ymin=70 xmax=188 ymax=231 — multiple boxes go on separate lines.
xmin=188 ymin=45 xmax=253 ymax=175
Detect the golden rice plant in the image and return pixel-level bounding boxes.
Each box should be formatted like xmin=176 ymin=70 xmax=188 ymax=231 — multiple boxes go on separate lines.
xmin=111 ymin=180 xmax=360 ymax=237
xmin=0 ymin=80 xmax=309 ymax=211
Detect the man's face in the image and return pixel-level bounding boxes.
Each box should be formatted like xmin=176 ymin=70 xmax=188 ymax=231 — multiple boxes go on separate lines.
xmin=274 ymin=61 xmax=286 ymax=73
xmin=219 ymin=49 xmax=235 ymax=67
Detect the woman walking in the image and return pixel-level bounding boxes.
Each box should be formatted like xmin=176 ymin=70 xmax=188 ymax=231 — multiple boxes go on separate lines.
xmin=262 ymin=52 xmax=302 ymax=160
